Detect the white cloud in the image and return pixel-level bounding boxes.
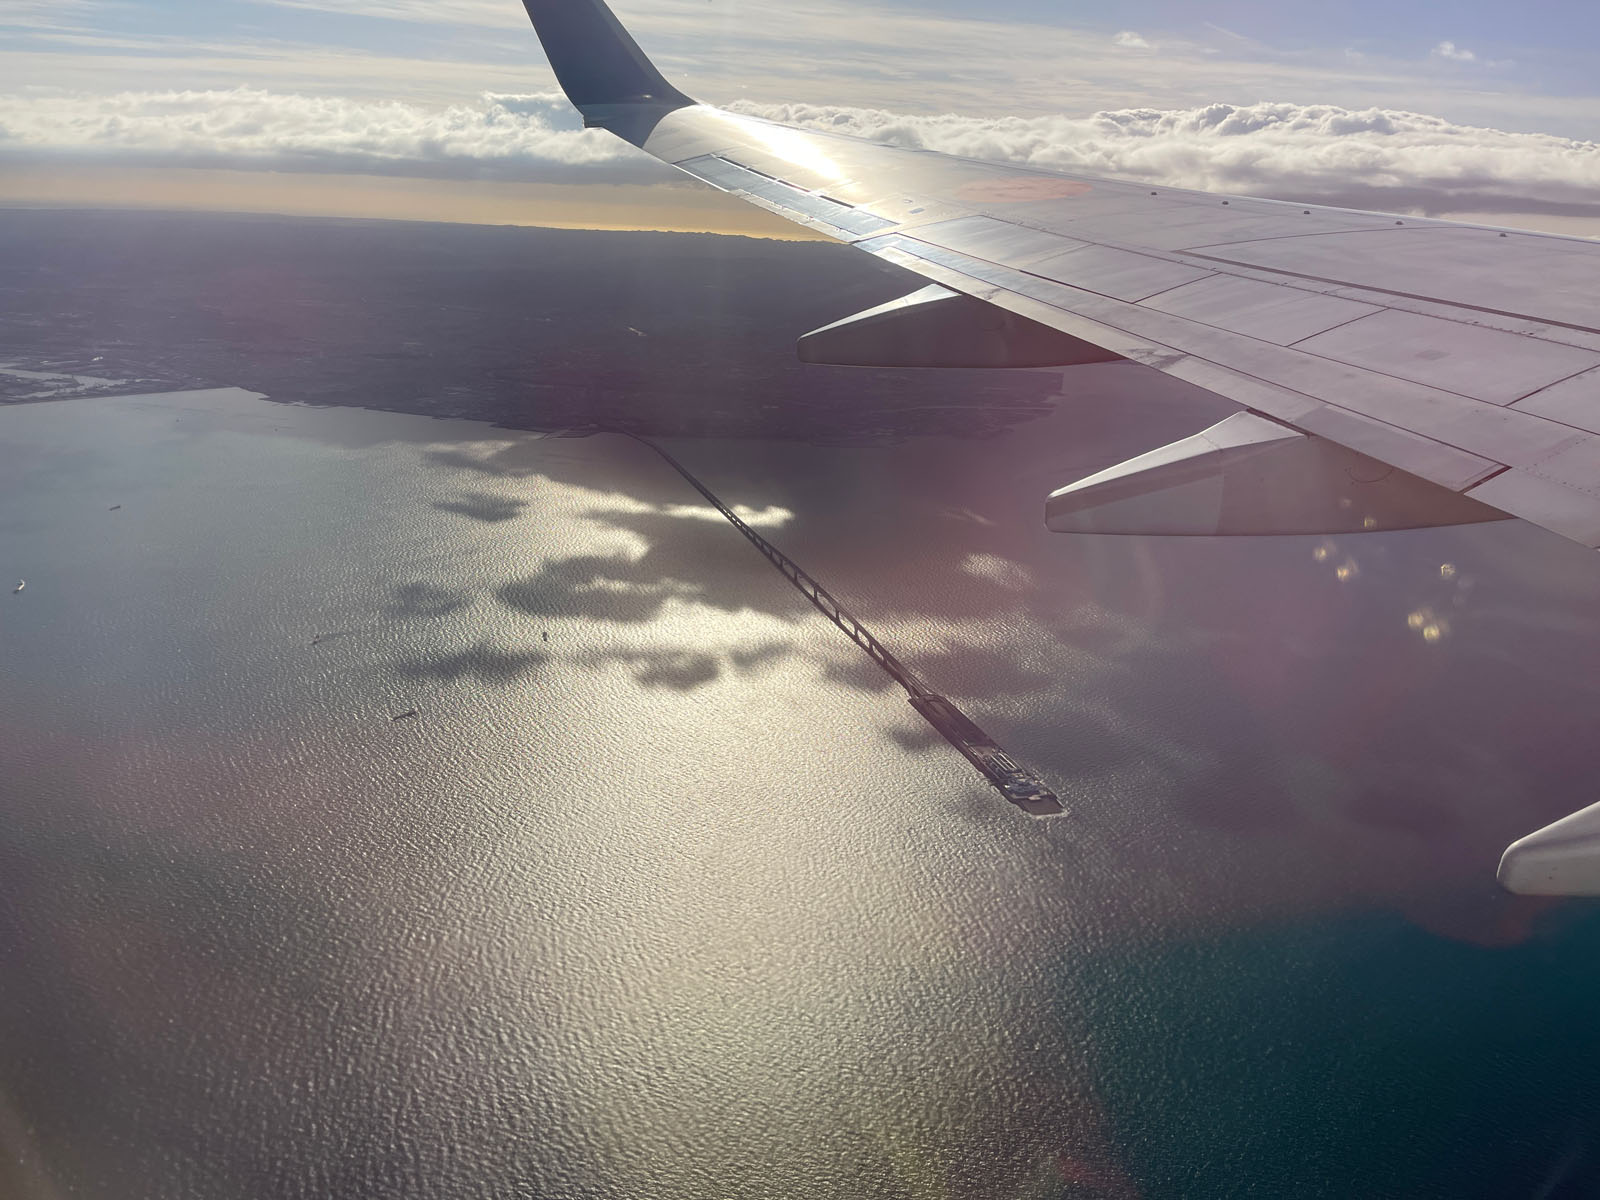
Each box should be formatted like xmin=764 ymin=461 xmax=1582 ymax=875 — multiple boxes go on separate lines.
xmin=0 ymin=88 xmax=663 ymax=183
xmin=1112 ymin=31 xmax=1152 ymax=51
xmin=1432 ymin=41 xmax=1477 ymax=63
xmin=3 ymin=0 xmax=1595 ymax=144
xmin=729 ymin=98 xmax=1600 ymax=217
xmin=5 ymin=86 xmax=1600 ymax=221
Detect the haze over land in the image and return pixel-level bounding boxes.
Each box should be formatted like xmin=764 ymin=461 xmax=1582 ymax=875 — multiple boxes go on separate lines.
xmin=0 ymin=209 xmax=1055 ymax=439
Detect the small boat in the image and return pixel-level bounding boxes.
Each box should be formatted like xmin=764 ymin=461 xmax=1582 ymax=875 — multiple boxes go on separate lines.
xmin=11 ymin=580 xmax=21 ymax=594
xmin=391 ymin=708 xmax=418 ymax=721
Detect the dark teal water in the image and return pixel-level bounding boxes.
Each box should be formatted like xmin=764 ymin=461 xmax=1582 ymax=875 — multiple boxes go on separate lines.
xmin=1072 ymin=908 xmax=1600 ymax=1198
xmin=3 ymin=383 xmax=1600 ymax=1198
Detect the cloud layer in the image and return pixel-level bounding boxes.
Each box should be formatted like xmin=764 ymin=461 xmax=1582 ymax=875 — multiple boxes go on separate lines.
xmin=5 ymin=86 xmax=1600 ymax=219
xmin=0 ymin=88 xmax=660 ymax=183
xmin=733 ymin=99 xmax=1600 ymax=217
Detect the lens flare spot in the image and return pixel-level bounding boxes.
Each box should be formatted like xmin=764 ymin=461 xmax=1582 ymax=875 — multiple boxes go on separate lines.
xmin=1408 ymin=606 xmax=1450 ymax=642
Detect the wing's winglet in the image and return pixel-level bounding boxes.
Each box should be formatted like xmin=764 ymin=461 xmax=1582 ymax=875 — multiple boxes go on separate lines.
xmin=520 ymin=0 xmax=693 ymax=117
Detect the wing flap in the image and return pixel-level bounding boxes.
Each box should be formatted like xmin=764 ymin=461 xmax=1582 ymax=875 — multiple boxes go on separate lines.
xmin=1467 ymin=467 xmax=1600 ymax=546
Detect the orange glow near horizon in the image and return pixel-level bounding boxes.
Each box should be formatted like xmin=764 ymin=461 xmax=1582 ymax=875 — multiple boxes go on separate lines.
xmin=3 ymin=166 xmax=1594 ymax=244
xmin=0 ymin=165 xmax=832 ymax=240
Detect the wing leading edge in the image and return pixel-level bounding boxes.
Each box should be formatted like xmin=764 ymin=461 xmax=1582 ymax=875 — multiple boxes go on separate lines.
xmin=518 ymin=0 xmax=1600 ymax=893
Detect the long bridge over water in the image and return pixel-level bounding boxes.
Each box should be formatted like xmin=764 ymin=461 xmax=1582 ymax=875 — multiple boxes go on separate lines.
xmin=618 ymin=431 xmax=1062 ymax=816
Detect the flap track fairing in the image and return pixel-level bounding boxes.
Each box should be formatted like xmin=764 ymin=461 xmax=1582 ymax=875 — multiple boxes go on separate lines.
xmin=1499 ymin=801 xmax=1600 ymax=895
xmin=798 ymin=284 xmax=1124 ymax=369
xmin=1046 ymin=411 xmax=1510 ymax=536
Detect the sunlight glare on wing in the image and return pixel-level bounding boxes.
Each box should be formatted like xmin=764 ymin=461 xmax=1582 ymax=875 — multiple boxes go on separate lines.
xmin=736 ymin=117 xmax=850 ymax=185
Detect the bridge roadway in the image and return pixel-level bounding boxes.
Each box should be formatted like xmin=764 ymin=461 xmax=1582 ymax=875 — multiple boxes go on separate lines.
xmin=618 ymin=431 xmax=1062 ymax=816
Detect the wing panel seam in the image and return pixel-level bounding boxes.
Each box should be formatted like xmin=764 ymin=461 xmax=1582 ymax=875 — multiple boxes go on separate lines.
xmin=1284 ymin=310 xmax=1381 ymax=347
xmin=1177 ymin=250 xmax=1600 ymax=339
xmin=1179 ymin=224 xmax=1453 ymax=251
xmin=1510 ymin=363 xmax=1600 ymax=407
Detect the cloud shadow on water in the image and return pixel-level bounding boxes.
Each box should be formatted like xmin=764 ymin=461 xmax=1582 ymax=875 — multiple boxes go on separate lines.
xmin=886 ymin=721 xmax=944 ymax=753
xmin=450 ymin=426 xmax=1581 ymax=870
xmin=432 ymin=491 xmax=528 ymax=523
xmin=728 ymin=641 xmax=793 ymax=671
xmin=586 ymin=648 xmax=722 ymax=691
xmin=494 ymin=501 xmax=825 ymax=626
xmin=388 ymin=581 xmax=472 ymax=619
xmin=821 ymin=655 xmax=899 ymax=696
xmin=497 ymin=555 xmax=701 ymax=624
xmin=396 ymin=641 xmax=548 ymax=685
xmin=578 ymin=638 xmax=799 ymax=692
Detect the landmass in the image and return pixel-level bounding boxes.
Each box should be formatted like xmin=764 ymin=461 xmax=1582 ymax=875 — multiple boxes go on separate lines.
xmin=0 ymin=208 xmax=1063 ymax=444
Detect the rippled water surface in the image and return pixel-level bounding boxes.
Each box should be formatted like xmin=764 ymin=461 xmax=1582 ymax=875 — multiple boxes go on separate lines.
xmin=4 ymin=383 xmax=1600 ymax=1198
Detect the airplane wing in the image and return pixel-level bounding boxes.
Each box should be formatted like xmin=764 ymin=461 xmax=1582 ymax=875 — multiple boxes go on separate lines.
xmin=519 ymin=0 xmax=1600 ymax=895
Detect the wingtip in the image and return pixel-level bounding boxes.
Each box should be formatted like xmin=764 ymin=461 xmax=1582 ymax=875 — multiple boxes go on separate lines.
xmin=519 ymin=0 xmax=693 ymax=117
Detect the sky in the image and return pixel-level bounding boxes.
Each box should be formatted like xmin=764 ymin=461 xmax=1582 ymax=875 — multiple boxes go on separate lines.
xmin=3 ymin=0 xmax=1600 ymax=233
